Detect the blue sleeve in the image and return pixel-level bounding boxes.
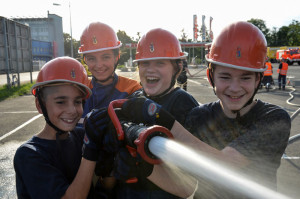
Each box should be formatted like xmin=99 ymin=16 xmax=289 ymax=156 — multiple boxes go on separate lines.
xmin=14 ymin=147 xmax=69 ymax=199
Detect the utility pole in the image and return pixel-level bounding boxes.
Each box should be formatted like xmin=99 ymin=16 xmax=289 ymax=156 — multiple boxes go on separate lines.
xmin=53 ymin=1 xmax=73 ymax=57
xmin=69 ymin=2 xmax=73 ymax=57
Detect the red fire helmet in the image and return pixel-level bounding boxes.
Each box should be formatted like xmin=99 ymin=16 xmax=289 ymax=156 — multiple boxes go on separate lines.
xmin=206 ymin=21 xmax=267 ymax=72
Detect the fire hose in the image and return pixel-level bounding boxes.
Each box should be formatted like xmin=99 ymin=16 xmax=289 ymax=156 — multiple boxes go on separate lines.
xmin=107 ymin=99 xmax=173 ymax=182
xmin=107 ymin=99 xmax=290 ymax=199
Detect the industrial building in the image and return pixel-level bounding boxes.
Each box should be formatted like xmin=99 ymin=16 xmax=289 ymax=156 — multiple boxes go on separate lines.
xmin=13 ymin=11 xmax=64 ymax=60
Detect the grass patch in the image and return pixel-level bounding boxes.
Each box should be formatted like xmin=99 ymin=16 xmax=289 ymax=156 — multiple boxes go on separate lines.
xmin=0 ymin=82 xmax=34 ymax=101
xmin=117 ymin=64 xmax=125 ymax=69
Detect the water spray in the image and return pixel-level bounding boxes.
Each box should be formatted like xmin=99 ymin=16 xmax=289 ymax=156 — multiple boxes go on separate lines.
xmin=148 ymin=136 xmax=291 ymax=199
xmin=108 ymin=99 xmax=291 ymax=199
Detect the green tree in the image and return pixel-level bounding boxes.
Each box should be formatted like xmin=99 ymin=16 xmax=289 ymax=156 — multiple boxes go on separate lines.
xmin=179 ymin=29 xmax=188 ymax=42
xmin=117 ymin=30 xmax=135 ymax=64
xmin=276 ymin=26 xmax=289 ymax=46
xmin=63 ymin=33 xmax=80 ymax=58
xmin=135 ymin=32 xmax=141 ymax=42
xmin=268 ymin=27 xmax=278 ymax=46
xmin=248 ymin=18 xmax=271 ymax=44
xmin=287 ymin=20 xmax=300 ymax=46
xmin=248 ymin=19 xmax=300 ymax=47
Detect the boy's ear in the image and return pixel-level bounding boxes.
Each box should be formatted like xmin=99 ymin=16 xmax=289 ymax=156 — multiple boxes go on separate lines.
xmin=35 ymin=97 xmax=43 ymax=114
xmin=206 ymin=69 xmax=213 ymax=86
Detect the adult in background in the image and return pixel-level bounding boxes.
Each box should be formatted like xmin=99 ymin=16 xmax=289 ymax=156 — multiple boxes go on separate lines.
xmin=261 ymin=57 xmax=274 ymax=91
xmin=277 ymin=58 xmax=288 ymax=90
xmin=177 ymin=56 xmax=193 ymax=91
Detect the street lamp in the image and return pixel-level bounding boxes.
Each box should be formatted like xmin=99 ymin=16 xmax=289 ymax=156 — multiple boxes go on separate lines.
xmin=53 ymin=1 xmax=73 ymax=57
xmin=69 ymin=2 xmax=73 ymax=57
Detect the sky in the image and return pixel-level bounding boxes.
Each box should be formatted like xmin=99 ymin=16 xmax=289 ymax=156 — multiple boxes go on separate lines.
xmin=1 ymin=0 xmax=300 ymax=42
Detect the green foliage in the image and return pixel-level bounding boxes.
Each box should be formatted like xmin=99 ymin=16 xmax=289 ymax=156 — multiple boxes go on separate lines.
xmin=287 ymin=20 xmax=300 ymax=46
xmin=276 ymin=26 xmax=289 ymax=46
xmin=248 ymin=19 xmax=300 ymax=47
xmin=248 ymin=18 xmax=271 ymax=44
xmin=63 ymin=33 xmax=80 ymax=58
xmin=248 ymin=19 xmax=270 ymax=36
xmin=117 ymin=65 xmax=125 ymax=69
xmin=117 ymin=30 xmax=135 ymax=64
xmin=117 ymin=64 xmax=129 ymax=72
xmin=117 ymin=30 xmax=133 ymax=44
xmin=179 ymin=29 xmax=188 ymax=42
xmin=0 ymin=82 xmax=34 ymax=101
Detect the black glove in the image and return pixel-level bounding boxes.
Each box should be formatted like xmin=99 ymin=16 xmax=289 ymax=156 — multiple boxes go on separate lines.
xmin=121 ymin=97 xmax=175 ymax=130
xmin=95 ymin=117 xmax=127 ymax=176
xmin=102 ymin=120 xmax=124 ymax=153
xmin=82 ymin=108 xmax=109 ymax=161
xmin=113 ymin=147 xmax=154 ymax=182
xmin=94 ymin=150 xmax=114 ymax=177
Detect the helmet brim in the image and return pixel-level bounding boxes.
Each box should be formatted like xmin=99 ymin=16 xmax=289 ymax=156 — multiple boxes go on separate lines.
xmin=205 ymin=54 xmax=267 ymax=72
xmin=133 ymin=55 xmax=187 ymax=63
xmin=31 ymin=79 xmax=92 ymax=99
xmin=78 ymin=43 xmax=122 ymax=54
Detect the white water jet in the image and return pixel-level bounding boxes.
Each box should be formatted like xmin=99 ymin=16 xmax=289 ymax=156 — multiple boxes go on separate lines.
xmin=148 ymin=136 xmax=291 ymax=199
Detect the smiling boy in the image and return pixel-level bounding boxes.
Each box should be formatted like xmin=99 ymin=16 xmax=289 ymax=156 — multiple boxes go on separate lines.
xmin=14 ymin=57 xmax=97 ymax=199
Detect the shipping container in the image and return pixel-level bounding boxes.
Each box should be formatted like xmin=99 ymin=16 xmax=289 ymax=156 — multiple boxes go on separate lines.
xmin=0 ymin=16 xmax=33 ymax=75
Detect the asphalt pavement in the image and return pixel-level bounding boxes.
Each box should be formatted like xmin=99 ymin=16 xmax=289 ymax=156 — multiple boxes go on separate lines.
xmin=0 ymin=71 xmax=39 ymax=86
xmin=0 ymin=64 xmax=300 ymax=198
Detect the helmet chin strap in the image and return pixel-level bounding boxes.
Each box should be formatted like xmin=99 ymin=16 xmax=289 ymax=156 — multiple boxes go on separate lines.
xmin=37 ymin=89 xmax=74 ymax=181
xmin=143 ymin=76 xmax=177 ymax=100
xmin=145 ymin=60 xmax=181 ymax=100
xmin=230 ymin=73 xmax=263 ymax=119
xmin=210 ymin=68 xmax=263 ymax=120
xmin=36 ymin=89 xmax=67 ymax=136
xmin=85 ymin=56 xmax=119 ymax=84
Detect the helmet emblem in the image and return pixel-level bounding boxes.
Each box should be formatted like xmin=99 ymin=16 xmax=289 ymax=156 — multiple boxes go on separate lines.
xmin=150 ymin=42 xmax=155 ymax=53
xmin=71 ymin=69 xmax=76 ymax=79
xmin=236 ymin=47 xmax=241 ymax=58
xmin=92 ymin=36 xmax=97 ymax=44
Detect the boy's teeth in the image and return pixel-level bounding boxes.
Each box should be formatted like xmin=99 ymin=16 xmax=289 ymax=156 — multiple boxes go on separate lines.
xmin=147 ymin=77 xmax=158 ymax=80
xmin=63 ymin=119 xmax=74 ymax=122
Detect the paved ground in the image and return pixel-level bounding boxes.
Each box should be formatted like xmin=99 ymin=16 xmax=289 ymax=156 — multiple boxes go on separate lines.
xmin=0 ymin=71 xmax=39 ymax=86
xmin=0 ymin=64 xmax=300 ymax=198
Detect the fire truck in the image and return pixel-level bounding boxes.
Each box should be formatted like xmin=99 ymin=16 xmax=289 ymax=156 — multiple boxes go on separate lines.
xmin=267 ymin=47 xmax=281 ymax=63
xmin=276 ymin=48 xmax=300 ymax=65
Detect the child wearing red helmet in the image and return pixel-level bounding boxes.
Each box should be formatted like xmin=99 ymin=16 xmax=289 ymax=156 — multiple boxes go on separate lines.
xmin=78 ymin=22 xmax=142 ymax=197
xmin=78 ymin=22 xmax=141 ymax=122
xmin=114 ymin=28 xmax=199 ymax=199
xmin=131 ymin=28 xmax=199 ymax=125
xmin=113 ymin=22 xmax=291 ymax=198
xmin=14 ymin=57 xmax=97 ymax=198
xmin=83 ymin=28 xmax=199 ymax=199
